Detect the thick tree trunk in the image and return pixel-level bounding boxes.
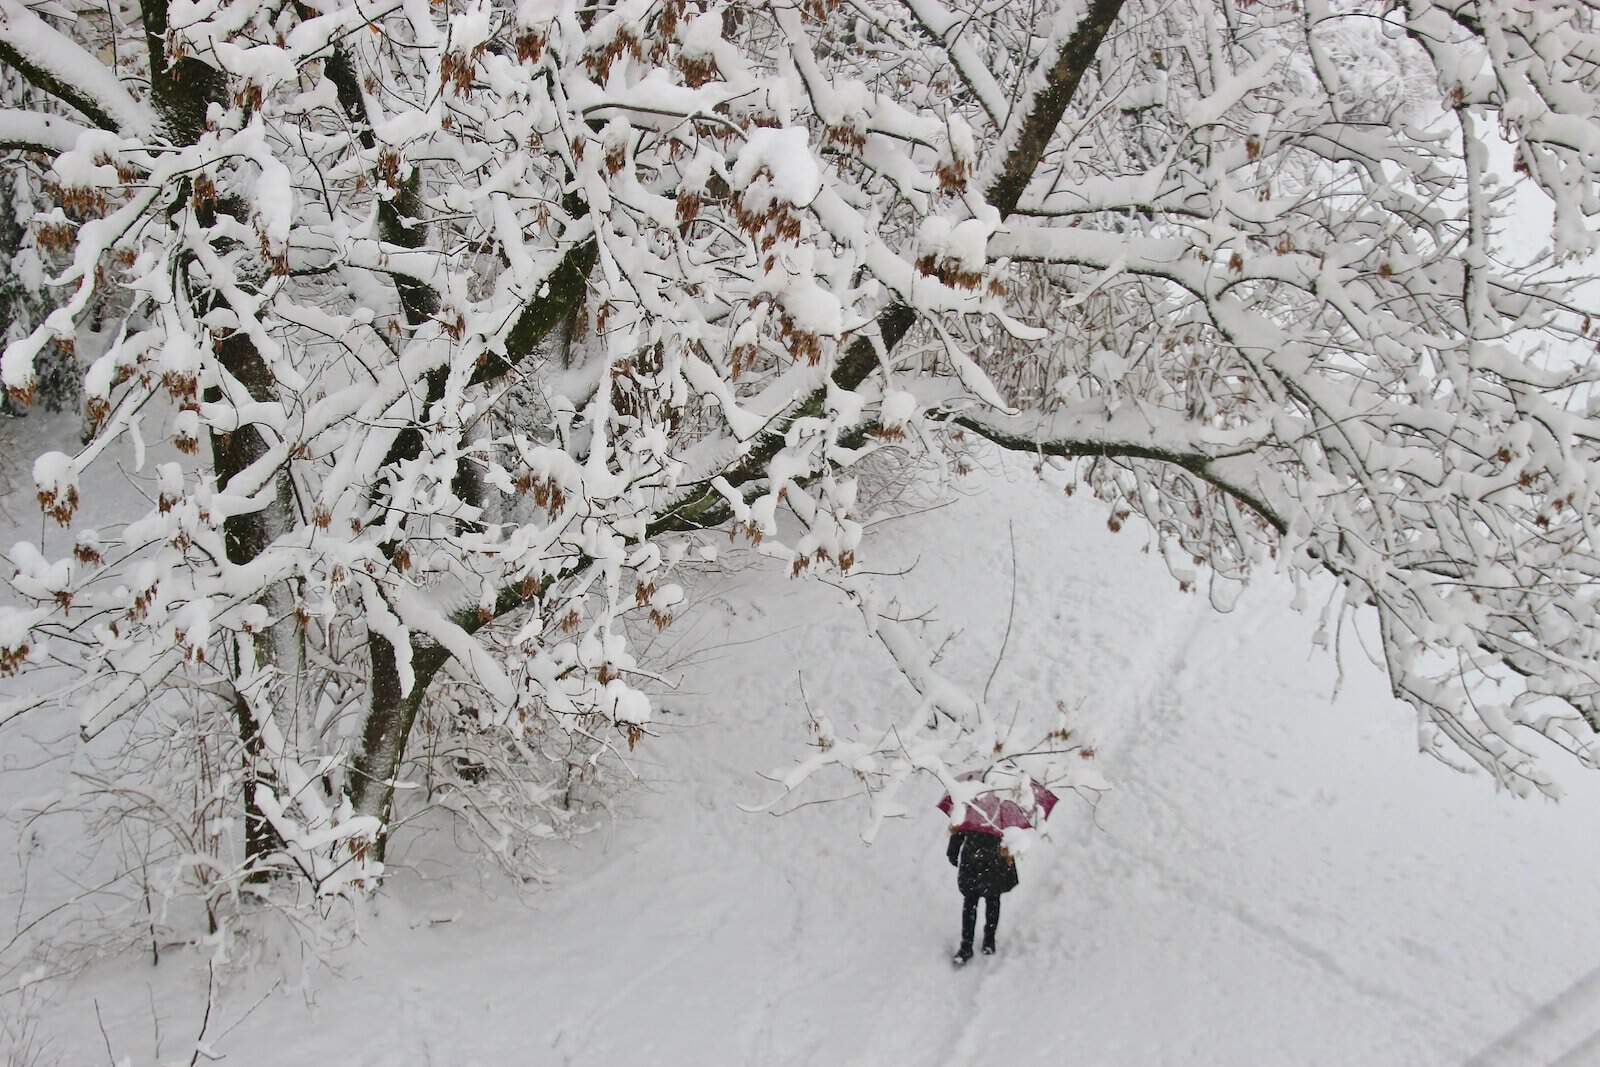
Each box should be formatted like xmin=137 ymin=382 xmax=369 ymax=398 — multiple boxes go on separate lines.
xmin=206 ymin=333 xmax=299 ymax=880
xmin=138 ymin=0 xmax=225 ymax=138
xmin=230 ymin=689 xmax=282 ymax=878
xmin=346 ymin=637 xmax=449 ymax=863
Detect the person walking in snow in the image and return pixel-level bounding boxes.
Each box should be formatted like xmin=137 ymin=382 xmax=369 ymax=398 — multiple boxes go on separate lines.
xmin=946 ymin=828 xmax=1018 ymax=964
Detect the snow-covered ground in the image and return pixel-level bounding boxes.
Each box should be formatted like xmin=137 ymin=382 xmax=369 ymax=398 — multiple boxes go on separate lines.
xmin=8 ymin=445 xmax=1600 ymax=1066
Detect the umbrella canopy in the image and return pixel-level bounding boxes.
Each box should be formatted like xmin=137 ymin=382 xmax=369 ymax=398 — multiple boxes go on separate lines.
xmin=937 ymin=772 xmax=1059 ymax=837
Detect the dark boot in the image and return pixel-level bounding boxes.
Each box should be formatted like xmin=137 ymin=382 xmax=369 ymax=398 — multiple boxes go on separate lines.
xmin=956 ymin=892 xmax=980 ymax=963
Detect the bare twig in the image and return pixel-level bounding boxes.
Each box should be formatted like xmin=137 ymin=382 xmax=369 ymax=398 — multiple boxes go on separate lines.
xmin=766 ymin=791 xmax=864 ymax=816
xmin=147 ymin=983 xmax=163 ymax=1061
xmin=141 ymin=857 xmax=158 ymax=967
xmin=214 ymin=977 xmax=282 ymax=1044
xmin=189 ymin=960 xmax=215 ymax=1066
xmin=835 ymin=554 xmax=923 ymax=578
xmin=983 ymin=521 xmax=1019 ymax=706
xmin=93 ymin=1000 xmax=116 ymax=1067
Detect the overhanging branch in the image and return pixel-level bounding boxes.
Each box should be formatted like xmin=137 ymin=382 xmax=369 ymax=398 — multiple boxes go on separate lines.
xmin=944 ymin=406 xmax=1289 ymax=535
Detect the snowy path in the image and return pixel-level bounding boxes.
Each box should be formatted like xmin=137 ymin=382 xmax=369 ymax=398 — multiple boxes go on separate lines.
xmin=17 ymin=456 xmax=1600 ymax=1065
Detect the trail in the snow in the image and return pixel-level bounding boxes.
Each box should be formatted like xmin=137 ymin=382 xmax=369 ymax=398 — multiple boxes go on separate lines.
xmin=1098 ymin=602 xmax=1440 ymax=1025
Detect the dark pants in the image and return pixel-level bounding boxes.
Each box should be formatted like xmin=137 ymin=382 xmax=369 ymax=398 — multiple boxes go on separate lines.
xmin=960 ymin=892 xmax=1000 ymax=953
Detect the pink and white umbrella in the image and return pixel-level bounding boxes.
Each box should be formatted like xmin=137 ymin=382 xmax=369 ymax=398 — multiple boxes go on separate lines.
xmin=937 ymin=771 xmax=1059 ymax=837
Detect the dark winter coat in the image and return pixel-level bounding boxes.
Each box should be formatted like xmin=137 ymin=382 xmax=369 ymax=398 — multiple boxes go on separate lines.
xmin=947 ymin=830 xmax=1019 ymax=897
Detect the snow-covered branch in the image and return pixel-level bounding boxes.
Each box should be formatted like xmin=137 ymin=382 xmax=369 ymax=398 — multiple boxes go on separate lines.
xmin=0 ymin=107 xmax=90 ymax=153
xmin=0 ymin=0 xmax=152 ymax=135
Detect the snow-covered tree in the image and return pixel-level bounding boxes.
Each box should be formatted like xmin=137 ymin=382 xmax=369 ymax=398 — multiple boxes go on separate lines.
xmin=3 ymin=0 xmax=1600 ymax=914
